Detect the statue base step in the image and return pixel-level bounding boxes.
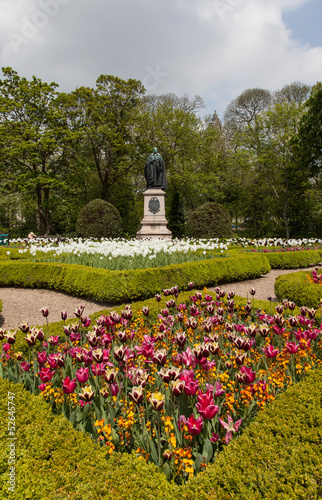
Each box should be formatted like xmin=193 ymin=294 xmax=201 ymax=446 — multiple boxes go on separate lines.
xmin=136 ymin=189 xmax=172 ymax=240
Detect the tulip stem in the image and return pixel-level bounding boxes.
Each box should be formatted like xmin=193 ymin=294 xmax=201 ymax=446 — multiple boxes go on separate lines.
xmin=157 ymin=412 xmax=161 ymax=467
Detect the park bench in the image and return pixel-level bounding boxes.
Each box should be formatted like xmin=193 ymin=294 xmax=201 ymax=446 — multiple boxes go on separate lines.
xmin=0 ymin=234 xmax=9 ymax=246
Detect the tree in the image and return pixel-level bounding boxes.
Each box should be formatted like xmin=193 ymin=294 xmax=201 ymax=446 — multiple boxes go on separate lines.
xmin=0 ymin=67 xmax=78 ymax=234
xmin=296 ymin=82 xmax=322 ymax=178
xmin=70 ymin=76 xmax=145 ymax=202
xmin=223 ymin=84 xmax=313 ymax=238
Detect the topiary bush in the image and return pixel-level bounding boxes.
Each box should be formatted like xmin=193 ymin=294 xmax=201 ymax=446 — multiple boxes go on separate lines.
xmin=76 ymin=199 xmax=123 ymax=238
xmin=186 ymin=202 xmax=232 ymax=239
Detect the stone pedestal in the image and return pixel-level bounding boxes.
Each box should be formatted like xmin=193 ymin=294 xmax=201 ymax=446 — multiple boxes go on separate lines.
xmin=136 ymin=189 xmax=172 ymax=240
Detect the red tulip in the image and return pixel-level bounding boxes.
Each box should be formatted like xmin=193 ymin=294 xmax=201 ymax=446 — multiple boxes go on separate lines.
xmin=61 ymin=311 xmax=68 ymax=321
xmin=38 ymin=367 xmax=55 ymax=383
xmin=186 ymin=415 xmax=203 ymax=436
xmin=196 ymin=391 xmax=219 ymax=420
xmin=76 ymin=367 xmax=89 ymax=384
xmin=37 ymin=351 xmax=48 ymax=365
xmin=129 ymin=385 xmax=144 ymax=405
xmin=25 ymin=332 xmax=37 ymax=346
xmin=78 ymin=385 xmax=95 ymax=402
xmin=62 ymin=376 xmax=77 ymax=394
xmin=171 ymin=379 xmax=185 ymax=397
xmin=150 ymin=392 xmax=165 ymax=411
xmin=20 ymin=361 xmax=31 ymax=372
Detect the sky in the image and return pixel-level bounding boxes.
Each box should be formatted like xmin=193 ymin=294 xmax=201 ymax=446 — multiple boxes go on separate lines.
xmin=0 ymin=0 xmax=321 ymax=119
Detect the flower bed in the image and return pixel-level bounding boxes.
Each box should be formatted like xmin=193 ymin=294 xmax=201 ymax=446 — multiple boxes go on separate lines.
xmin=1 ymin=285 xmax=321 ymax=484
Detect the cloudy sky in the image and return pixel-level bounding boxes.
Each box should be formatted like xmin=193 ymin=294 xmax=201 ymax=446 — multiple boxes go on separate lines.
xmin=0 ymin=0 xmax=321 ymax=118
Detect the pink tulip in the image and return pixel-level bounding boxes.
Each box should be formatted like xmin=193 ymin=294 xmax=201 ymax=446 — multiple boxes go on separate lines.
xmin=76 ymin=367 xmax=89 ymax=384
xmin=62 ymin=376 xmax=77 ymax=394
xmin=48 ymin=336 xmax=59 ymax=346
xmin=38 ymin=367 xmax=55 ymax=383
xmin=262 ymin=345 xmax=279 ymax=359
xmin=218 ymin=415 xmax=243 ymax=444
xmin=239 ymin=366 xmax=256 ymax=384
xmin=186 ymin=415 xmax=203 ymax=436
xmin=210 ymin=432 xmax=219 ymax=443
xmin=196 ymin=391 xmax=219 ymax=420
xmin=20 ymin=361 xmax=31 ymax=372
xmin=285 ymin=342 xmax=300 ymax=354
xmin=3 ymin=343 xmax=11 ymax=352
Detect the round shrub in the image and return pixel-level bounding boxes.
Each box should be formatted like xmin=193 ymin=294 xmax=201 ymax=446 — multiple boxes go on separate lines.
xmin=76 ymin=199 xmax=123 ymax=238
xmin=186 ymin=202 xmax=232 ymax=239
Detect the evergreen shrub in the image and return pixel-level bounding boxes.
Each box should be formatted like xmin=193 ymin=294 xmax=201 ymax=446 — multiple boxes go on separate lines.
xmin=76 ymin=199 xmax=123 ymax=238
xmin=0 ymin=378 xmax=176 ymax=500
xmin=264 ymin=249 xmax=322 ymax=269
xmin=186 ymin=202 xmax=232 ymax=239
xmin=181 ymin=367 xmax=322 ymax=500
xmin=275 ymin=269 xmax=322 ymax=309
xmin=0 ymin=254 xmax=270 ymax=304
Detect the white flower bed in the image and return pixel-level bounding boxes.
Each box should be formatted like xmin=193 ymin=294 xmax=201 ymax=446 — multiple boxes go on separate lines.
xmin=12 ymin=237 xmax=230 ymax=258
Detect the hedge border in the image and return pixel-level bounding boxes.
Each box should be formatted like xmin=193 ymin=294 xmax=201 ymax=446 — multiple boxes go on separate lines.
xmin=180 ymin=367 xmax=322 ymax=500
xmin=275 ymin=269 xmax=322 ymax=309
xmin=264 ymin=249 xmax=322 ymax=269
xmin=0 ymin=254 xmax=271 ymax=304
xmin=0 ymin=378 xmax=176 ymax=500
xmin=1 ymin=364 xmax=321 ymax=499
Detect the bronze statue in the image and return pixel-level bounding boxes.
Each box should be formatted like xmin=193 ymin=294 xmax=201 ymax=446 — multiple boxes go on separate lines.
xmin=144 ymin=147 xmax=167 ymax=190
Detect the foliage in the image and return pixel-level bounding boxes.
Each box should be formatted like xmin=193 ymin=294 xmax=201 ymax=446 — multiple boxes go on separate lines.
xmin=186 ymin=202 xmax=232 ymax=239
xmin=275 ymin=268 xmax=322 ymax=309
xmin=1 ymin=285 xmax=321 ymax=486
xmin=0 ymin=67 xmax=78 ymax=235
xmin=263 ymin=249 xmax=322 ymax=269
xmin=0 ymin=253 xmax=270 ymax=303
xmin=0 ymin=378 xmax=175 ymax=500
xmin=76 ymin=199 xmax=123 ymax=239
xmin=296 ymin=82 xmax=322 ymax=178
xmin=181 ymin=366 xmax=322 ymax=500
xmin=69 ymin=75 xmax=145 ymax=202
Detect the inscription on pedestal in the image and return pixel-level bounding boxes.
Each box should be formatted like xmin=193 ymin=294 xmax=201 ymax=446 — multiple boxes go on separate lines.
xmin=148 ymin=197 xmax=160 ymax=214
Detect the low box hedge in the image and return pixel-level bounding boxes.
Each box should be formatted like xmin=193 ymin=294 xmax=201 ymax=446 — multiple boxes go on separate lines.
xmin=0 ymin=254 xmax=271 ymax=304
xmin=0 ymin=378 xmax=177 ymax=500
xmin=1 ymin=365 xmax=322 ymax=499
xmin=264 ymin=249 xmax=322 ymax=269
xmin=180 ymin=367 xmax=322 ymax=500
xmin=275 ymin=269 xmax=322 ymax=309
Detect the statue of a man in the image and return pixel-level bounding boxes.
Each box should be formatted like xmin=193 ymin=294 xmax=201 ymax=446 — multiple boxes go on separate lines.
xmin=144 ymin=147 xmax=167 ymax=190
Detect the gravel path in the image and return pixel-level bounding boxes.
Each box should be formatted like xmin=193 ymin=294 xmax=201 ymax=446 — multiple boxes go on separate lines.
xmin=0 ymin=268 xmax=312 ymax=331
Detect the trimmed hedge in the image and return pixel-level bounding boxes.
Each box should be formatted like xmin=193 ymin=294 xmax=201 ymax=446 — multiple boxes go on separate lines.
xmin=180 ymin=367 xmax=322 ymax=500
xmin=275 ymin=269 xmax=322 ymax=309
xmin=0 ymin=254 xmax=271 ymax=304
xmin=264 ymin=249 xmax=322 ymax=269
xmin=0 ymin=378 xmax=177 ymax=500
xmin=2 ymin=366 xmax=322 ymax=499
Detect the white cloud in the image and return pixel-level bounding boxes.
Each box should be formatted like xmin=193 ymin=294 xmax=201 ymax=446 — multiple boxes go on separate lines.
xmin=0 ymin=0 xmax=321 ymax=117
